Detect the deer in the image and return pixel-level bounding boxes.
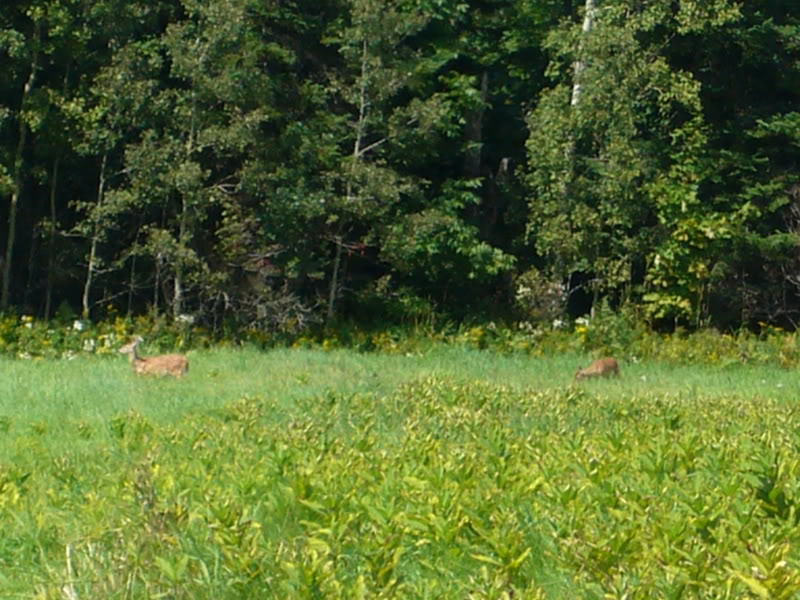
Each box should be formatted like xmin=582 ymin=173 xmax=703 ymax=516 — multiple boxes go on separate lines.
xmin=119 ymin=336 xmax=189 ymax=377
xmin=575 ymin=357 xmax=620 ymax=381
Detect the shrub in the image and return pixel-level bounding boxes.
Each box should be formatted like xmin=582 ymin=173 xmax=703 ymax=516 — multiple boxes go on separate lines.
xmin=0 ymin=314 xmax=212 ymax=359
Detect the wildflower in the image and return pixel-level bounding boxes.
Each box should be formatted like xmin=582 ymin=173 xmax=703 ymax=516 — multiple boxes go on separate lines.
xmin=515 ymin=285 xmax=531 ymax=299
xmin=73 ymin=320 xmax=85 ymax=331
xmin=177 ymin=313 xmax=195 ymax=325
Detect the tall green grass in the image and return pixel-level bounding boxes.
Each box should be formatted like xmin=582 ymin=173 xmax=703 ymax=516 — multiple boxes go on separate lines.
xmin=1 ymin=345 xmax=796 ymax=461
xmin=3 ymin=347 xmax=800 ymax=597
xmin=2 ymin=345 xmax=796 ymax=418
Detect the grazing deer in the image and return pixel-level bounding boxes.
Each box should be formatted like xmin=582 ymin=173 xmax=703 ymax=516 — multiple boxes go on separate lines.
xmin=575 ymin=357 xmax=619 ymax=381
xmin=119 ymin=336 xmax=189 ymax=377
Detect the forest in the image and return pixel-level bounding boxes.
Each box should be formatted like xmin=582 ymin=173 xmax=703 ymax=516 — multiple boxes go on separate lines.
xmin=1 ymin=0 xmax=799 ymax=334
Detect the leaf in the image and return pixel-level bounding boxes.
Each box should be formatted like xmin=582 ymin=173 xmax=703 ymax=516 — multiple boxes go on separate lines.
xmin=403 ymin=475 xmax=428 ymax=489
xmin=509 ymin=547 xmax=532 ymax=570
xmin=471 ymin=553 xmax=502 ymax=567
xmin=306 ymin=537 xmax=332 ymax=555
xmin=297 ymin=498 xmax=326 ymax=515
xmin=734 ymin=572 xmax=770 ymax=599
xmin=154 ymin=556 xmax=172 ymax=578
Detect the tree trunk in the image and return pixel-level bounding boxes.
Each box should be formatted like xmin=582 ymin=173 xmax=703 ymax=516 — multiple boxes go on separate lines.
xmin=463 ymin=70 xmax=489 ymax=178
xmin=153 ymin=254 xmax=161 ymax=315
xmin=571 ymin=0 xmax=595 ymax=108
xmin=82 ymin=153 xmax=108 ymax=319
xmin=44 ymin=156 xmax=60 ymax=318
xmin=127 ymin=241 xmax=138 ymax=317
xmin=326 ymin=233 xmax=343 ymax=325
xmin=173 ymin=196 xmax=187 ymax=319
xmin=553 ymin=0 xmax=595 ymax=280
xmin=2 ymin=22 xmax=40 ymax=310
xmin=172 ymin=79 xmax=201 ymax=321
xmin=326 ymin=39 xmax=370 ymax=324
xmin=23 ymin=218 xmax=39 ymax=310
xmin=44 ymin=68 xmax=71 ymax=318
xmin=561 ymin=0 xmax=595 ymax=196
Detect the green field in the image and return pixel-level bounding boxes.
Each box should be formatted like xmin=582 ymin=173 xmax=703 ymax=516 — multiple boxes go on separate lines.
xmin=3 ymin=347 xmax=800 ymax=597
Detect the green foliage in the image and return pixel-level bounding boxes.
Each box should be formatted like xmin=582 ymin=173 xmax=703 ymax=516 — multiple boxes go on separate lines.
xmin=573 ymin=301 xmax=645 ymax=358
xmin=383 ymin=205 xmax=515 ymax=284
xmin=353 ymin=277 xmax=441 ymax=328
xmin=0 ymin=313 xmax=208 ymax=359
xmin=513 ymin=266 xmax=567 ymax=323
xmin=1 ymin=0 xmax=799 ymax=330
xmin=7 ymin=310 xmax=800 ymax=378
xmin=527 ymin=0 xmax=711 ymax=289
xmin=643 ymin=117 xmax=739 ymax=324
xmin=524 ymin=0 xmax=800 ymax=328
xmin=6 ymin=349 xmax=800 ymax=596
xmin=377 ymin=180 xmax=515 ymax=318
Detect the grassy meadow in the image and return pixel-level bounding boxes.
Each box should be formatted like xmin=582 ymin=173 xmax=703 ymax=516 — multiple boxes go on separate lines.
xmin=3 ymin=346 xmax=800 ymax=597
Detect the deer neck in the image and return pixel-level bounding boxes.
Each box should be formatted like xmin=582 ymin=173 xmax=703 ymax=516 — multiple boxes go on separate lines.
xmin=129 ymin=343 xmax=144 ymax=363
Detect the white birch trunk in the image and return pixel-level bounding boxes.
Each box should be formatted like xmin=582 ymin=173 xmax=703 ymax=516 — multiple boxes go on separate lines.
xmin=571 ymin=0 xmax=596 ymax=108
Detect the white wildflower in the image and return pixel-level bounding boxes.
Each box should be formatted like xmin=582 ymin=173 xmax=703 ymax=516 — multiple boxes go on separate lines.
xmin=177 ymin=313 xmax=195 ymax=325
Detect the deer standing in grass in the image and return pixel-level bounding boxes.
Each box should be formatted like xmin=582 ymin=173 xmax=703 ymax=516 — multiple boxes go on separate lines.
xmin=119 ymin=336 xmax=189 ymax=377
xmin=575 ymin=357 xmax=619 ymax=381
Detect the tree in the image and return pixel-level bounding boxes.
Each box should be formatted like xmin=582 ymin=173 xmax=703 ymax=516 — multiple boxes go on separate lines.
xmin=0 ymin=0 xmax=181 ymax=317
xmin=245 ymin=0 xmax=467 ymax=324
xmin=66 ymin=0 xmax=181 ymax=319
xmin=83 ymin=0 xmax=272 ymax=320
xmin=641 ymin=1 xmax=800 ymax=326
xmin=525 ymin=0 xmax=743 ymax=323
xmin=0 ymin=5 xmax=42 ymax=310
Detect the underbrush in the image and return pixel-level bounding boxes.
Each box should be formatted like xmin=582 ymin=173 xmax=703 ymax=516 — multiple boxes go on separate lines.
xmin=0 ymin=313 xmax=210 ymax=359
xmin=1 ymin=309 xmax=799 ymax=369
xmin=4 ymin=376 xmax=800 ymax=597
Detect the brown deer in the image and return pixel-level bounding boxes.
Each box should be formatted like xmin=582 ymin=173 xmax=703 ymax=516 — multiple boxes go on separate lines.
xmin=575 ymin=357 xmax=619 ymax=381
xmin=119 ymin=336 xmax=189 ymax=377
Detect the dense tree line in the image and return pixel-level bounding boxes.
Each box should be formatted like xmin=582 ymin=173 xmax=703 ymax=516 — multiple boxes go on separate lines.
xmin=1 ymin=0 xmax=799 ymax=332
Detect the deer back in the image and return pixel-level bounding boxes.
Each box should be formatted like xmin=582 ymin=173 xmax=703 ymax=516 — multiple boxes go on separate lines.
xmin=575 ymin=357 xmax=620 ymax=381
xmin=136 ymin=354 xmax=189 ymax=377
xmin=120 ymin=337 xmax=188 ymax=377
